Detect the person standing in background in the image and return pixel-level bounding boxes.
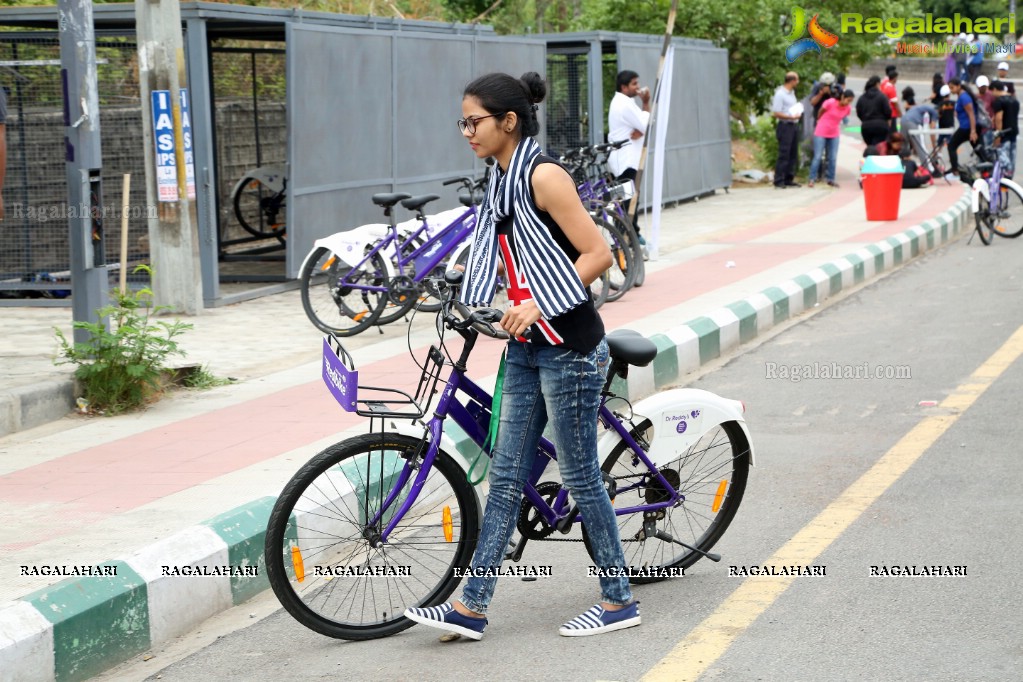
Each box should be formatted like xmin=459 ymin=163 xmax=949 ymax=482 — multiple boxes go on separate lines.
xmin=996 ymin=61 xmax=1015 ymax=96
xmin=991 ymin=80 xmax=1018 ymax=179
xmin=771 ymin=71 xmax=802 ymax=188
xmin=880 ymin=67 xmax=901 ymax=133
xmin=606 ymin=70 xmax=650 ymax=238
xmin=856 ymin=76 xmax=892 ymax=146
xmin=808 ymin=89 xmax=854 ymax=189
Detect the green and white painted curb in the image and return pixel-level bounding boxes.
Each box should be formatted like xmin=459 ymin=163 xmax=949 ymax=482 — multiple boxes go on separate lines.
xmin=0 ymin=189 xmax=970 ymax=682
xmin=0 ymin=498 xmax=275 ymax=682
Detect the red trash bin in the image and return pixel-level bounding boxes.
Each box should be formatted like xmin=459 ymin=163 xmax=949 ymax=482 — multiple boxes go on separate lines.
xmin=860 ymin=156 xmax=904 ymax=221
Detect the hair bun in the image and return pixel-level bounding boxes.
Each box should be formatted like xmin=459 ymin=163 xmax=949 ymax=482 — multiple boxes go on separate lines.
xmin=520 ymin=71 xmax=547 ymax=105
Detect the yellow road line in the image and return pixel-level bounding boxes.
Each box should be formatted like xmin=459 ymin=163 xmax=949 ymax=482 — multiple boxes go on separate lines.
xmin=642 ymin=324 xmax=1023 ymax=682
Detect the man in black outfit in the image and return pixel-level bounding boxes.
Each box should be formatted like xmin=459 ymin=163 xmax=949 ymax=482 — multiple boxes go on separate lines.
xmin=772 ymin=71 xmax=802 ymax=188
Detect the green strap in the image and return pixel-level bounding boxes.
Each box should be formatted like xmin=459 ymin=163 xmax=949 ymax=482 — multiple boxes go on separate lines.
xmin=486 ymin=348 xmax=506 ymax=451
xmin=467 ymin=349 xmax=506 ymax=486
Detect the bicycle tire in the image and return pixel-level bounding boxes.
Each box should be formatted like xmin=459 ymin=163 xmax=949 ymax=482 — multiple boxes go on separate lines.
xmin=590 ymin=269 xmax=610 ymax=310
xmin=233 ymin=176 xmax=286 ymax=240
xmin=300 ymin=246 xmax=388 ymax=336
xmin=975 ymin=193 xmax=994 ymax=245
xmin=593 ymin=216 xmax=636 ymax=303
xmin=583 ymin=420 xmax=751 ymax=583
xmin=265 ymin=433 xmax=480 ymax=640
xmin=993 ymin=180 xmax=1023 ymax=238
xmin=604 ymin=209 xmax=646 ymax=288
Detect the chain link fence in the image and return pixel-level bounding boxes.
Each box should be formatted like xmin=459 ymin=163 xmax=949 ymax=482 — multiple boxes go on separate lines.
xmin=545 ymin=49 xmax=620 ymax=161
xmin=0 ymin=32 xmax=153 ymax=300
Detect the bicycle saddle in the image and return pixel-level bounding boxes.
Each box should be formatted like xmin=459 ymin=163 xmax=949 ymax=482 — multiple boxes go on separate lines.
xmin=372 ymin=192 xmax=412 ymax=208
xmin=606 ymin=329 xmax=657 ymax=367
xmin=975 ymin=162 xmax=994 ymax=174
xmin=401 ymin=194 xmax=440 ymax=212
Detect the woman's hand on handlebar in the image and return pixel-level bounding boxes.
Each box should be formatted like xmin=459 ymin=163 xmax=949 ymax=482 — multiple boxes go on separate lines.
xmin=500 ymin=300 xmax=541 ymax=338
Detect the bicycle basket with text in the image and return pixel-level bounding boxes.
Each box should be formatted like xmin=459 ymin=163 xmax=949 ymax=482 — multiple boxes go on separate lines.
xmin=321 ymin=334 xmax=446 ymax=420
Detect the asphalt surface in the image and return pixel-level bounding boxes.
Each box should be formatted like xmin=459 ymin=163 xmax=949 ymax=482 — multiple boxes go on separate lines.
xmin=99 ymin=200 xmax=1023 ymax=682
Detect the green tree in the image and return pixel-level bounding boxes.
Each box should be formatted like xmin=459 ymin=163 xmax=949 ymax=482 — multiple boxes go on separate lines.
xmin=575 ymin=0 xmax=919 ymax=118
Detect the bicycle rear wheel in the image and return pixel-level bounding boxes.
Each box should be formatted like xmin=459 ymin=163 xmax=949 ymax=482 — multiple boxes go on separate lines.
xmin=233 ymin=176 xmax=286 ymax=240
xmin=300 ymin=247 xmax=388 ymax=336
xmin=590 ymin=269 xmax=610 ymax=309
xmin=594 ymin=216 xmax=636 ymax=303
xmin=994 ymin=180 xmax=1023 ymax=238
xmin=605 ymin=208 xmax=645 ymax=288
xmin=265 ymin=433 xmax=480 ymax=640
xmin=585 ymin=420 xmax=750 ymax=583
xmin=975 ymin=194 xmax=994 ymax=245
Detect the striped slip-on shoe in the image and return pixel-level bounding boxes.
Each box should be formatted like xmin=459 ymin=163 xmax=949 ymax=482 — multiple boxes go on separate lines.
xmin=559 ymin=601 xmax=640 ymax=637
xmin=404 ymin=602 xmax=488 ymax=640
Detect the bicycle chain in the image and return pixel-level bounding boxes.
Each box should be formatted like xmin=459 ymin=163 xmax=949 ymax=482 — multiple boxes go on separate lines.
xmin=519 ymin=470 xmax=663 ymax=544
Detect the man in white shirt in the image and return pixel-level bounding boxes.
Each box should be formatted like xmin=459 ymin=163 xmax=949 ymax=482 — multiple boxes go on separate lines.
xmin=771 ymin=71 xmax=801 ymax=188
xmin=607 ymin=70 xmax=650 ymax=233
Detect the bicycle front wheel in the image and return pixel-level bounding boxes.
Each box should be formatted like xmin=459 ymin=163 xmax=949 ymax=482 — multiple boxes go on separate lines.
xmin=265 ymin=433 xmax=480 ymax=640
xmin=994 ymin=180 xmax=1023 ymax=238
xmin=586 ymin=420 xmax=751 ymax=583
xmin=300 ymin=247 xmax=388 ymax=336
xmin=976 ymin=193 xmax=994 ymax=245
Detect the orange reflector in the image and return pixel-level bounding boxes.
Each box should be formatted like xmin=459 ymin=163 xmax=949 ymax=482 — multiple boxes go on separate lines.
xmin=291 ymin=545 xmax=305 ymax=583
xmin=353 ymin=311 xmax=367 ymax=322
xmin=320 ymin=256 xmax=336 ymax=271
xmin=616 ymin=251 xmax=627 ymax=270
xmin=442 ymin=506 xmax=453 ymax=542
xmin=712 ymin=480 xmax=728 ymax=513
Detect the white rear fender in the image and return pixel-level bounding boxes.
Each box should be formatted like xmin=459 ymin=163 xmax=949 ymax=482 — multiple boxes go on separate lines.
xmin=598 ymin=388 xmax=756 ymax=467
xmin=972 ymin=179 xmax=990 ymax=212
xmin=303 ymin=225 xmax=397 ymax=271
xmin=231 ymin=165 xmax=287 ymax=195
xmin=386 ymin=420 xmax=485 ymax=524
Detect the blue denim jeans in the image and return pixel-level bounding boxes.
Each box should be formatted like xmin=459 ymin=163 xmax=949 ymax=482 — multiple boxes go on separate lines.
xmin=809 ymin=135 xmax=840 ymax=183
xmin=459 ymin=337 xmax=632 ymax=613
xmin=998 ymin=138 xmax=1017 ymax=177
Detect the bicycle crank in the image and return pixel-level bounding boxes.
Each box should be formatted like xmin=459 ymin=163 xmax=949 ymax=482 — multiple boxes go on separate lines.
xmin=388 ymin=275 xmax=418 ymax=306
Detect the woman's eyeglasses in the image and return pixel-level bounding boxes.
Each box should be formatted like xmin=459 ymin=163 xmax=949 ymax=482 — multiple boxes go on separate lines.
xmin=457 ymin=112 xmax=505 ymax=134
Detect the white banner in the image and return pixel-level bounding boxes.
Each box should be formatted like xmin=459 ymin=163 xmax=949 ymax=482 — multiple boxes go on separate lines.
xmin=648 ymin=44 xmax=675 ymax=260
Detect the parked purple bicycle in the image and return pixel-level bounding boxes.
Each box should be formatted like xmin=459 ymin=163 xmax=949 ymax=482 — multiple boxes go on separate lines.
xmin=265 ymin=271 xmax=755 ymax=640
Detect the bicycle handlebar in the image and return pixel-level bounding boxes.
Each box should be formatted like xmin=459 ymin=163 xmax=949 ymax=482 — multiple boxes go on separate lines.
xmin=426 ymin=270 xmax=510 ymax=340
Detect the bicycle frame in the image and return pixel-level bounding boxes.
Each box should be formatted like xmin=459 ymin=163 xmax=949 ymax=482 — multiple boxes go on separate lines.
xmin=301 ymin=205 xmax=477 ymax=296
xmin=361 ymin=343 xmax=702 ymax=546
xmin=391 ymin=206 xmax=477 ymax=282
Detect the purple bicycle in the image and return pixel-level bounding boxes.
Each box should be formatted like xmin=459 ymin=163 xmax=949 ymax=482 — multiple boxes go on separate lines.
xmin=265 ymin=271 xmax=755 ymax=640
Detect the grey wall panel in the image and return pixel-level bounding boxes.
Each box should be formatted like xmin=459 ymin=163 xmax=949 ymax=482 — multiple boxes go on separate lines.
xmin=395 ymin=36 xmax=474 ymax=182
xmin=290 ymin=28 xmax=392 ymax=188
xmin=287 ymin=26 xmax=546 ymax=278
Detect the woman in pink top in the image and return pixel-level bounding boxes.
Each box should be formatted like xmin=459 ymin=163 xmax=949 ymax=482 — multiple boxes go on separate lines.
xmin=808 ymin=90 xmax=855 ymax=188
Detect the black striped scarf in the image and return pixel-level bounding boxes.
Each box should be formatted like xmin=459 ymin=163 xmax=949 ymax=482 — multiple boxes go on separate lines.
xmin=459 ymin=137 xmax=588 ymax=318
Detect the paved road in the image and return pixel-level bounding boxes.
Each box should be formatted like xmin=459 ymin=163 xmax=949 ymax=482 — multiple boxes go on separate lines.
xmin=99 ymin=199 xmax=1023 ymax=681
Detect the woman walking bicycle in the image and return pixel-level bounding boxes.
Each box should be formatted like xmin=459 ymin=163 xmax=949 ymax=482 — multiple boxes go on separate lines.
xmin=404 ymin=71 xmax=640 ymax=639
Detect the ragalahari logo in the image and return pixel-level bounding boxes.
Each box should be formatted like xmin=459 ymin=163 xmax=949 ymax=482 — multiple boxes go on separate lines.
xmin=785 ymin=6 xmax=839 ymax=62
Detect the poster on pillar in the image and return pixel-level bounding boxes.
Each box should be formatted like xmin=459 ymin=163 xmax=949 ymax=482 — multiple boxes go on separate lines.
xmin=151 ymin=89 xmax=197 ymax=202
